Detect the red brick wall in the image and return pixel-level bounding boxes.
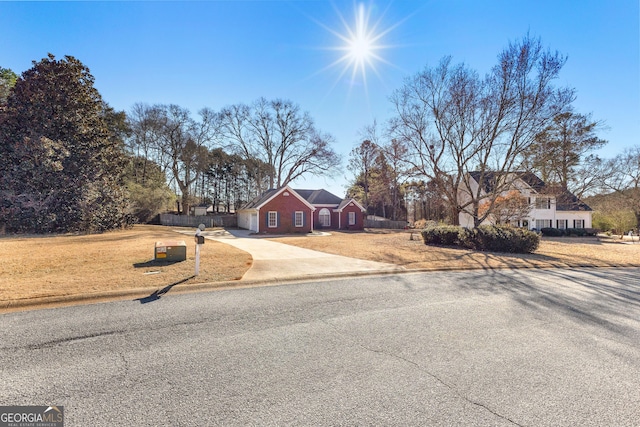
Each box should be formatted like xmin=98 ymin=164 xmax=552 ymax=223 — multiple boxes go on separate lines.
xmin=312 ymin=207 xmax=338 ymax=230
xmin=311 ymin=203 xmax=364 ymax=230
xmin=339 ymin=202 xmax=364 ymax=230
xmin=260 ymin=192 xmax=312 ymax=234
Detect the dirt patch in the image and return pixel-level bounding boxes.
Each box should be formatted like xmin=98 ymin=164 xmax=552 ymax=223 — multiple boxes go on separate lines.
xmin=269 ymin=230 xmax=640 ymax=270
xmin=0 ymin=225 xmax=251 ymax=307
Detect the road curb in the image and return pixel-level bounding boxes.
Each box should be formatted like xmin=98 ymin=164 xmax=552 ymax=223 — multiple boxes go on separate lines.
xmin=3 ymin=264 xmax=631 ymax=314
xmin=0 ymin=268 xmax=408 ymax=314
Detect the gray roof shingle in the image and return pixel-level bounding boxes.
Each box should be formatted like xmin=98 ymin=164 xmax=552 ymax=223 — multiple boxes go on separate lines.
xmin=469 ymin=171 xmax=592 ymax=212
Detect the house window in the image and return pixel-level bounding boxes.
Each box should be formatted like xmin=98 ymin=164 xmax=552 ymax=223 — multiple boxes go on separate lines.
xmin=557 ymin=219 xmax=567 ymax=229
xmin=268 ymin=211 xmax=277 ymax=228
xmin=535 ymin=197 xmax=551 ymax=209
xmin=574 ymin=219 xmax=585 ymax=229
xmin=348 ymin=211 xmax=356 ymax=225
xmin=294 ymin=211 xmax=304 ymax=227
xmin=535 ymin=219 xmax=551 ymax=229
xmin=319 ymin=208 xmax=331 ymax=227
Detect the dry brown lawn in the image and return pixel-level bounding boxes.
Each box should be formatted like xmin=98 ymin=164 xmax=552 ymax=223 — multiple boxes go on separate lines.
xmin=270 ymin=229 xmax=640 ymax=270
xmin=0 ymin=225 xmax=251 ymax=307
xmin=2 ymin=226 xmax=639 ymax=310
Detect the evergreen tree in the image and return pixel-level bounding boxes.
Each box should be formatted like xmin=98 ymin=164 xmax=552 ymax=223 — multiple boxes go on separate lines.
xmin=0 ymin=66 xmax=18 ymax=105
xmin=0 ymin=54 xmax=132 ymax=233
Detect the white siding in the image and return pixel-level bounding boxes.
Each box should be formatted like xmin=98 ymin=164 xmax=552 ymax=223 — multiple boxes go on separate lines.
xmin=458 ymin=175 xmax=592 ymax=230
xmin=557 ymin=211 xmax=592 ymax=229
xmin=237 ymin=210 xmax=259 ymax=232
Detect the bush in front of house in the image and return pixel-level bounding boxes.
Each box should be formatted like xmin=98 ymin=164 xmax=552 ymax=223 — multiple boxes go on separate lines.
xmin=421 ymin=224 xmax=462 ymax=246
xmin=566 ymin=228 xmax=589 ymax=237
xmin=541 ymin=227 xmax=564 ymax=237
xmin=461 ymin=225 xmax=540 ymax=253
xmin=540 ymin=227 xmax=598 ymax=237
xmin=421 ymin=224 xmax=540 ymax=253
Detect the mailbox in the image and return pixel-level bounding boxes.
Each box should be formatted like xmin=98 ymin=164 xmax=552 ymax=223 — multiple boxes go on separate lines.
xmin=195 ymin=223 xmax=205 ymax=245
xmin=154 ymin=240 xmax=187 ymax=262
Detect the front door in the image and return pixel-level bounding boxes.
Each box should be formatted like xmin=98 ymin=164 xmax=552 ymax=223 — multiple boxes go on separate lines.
xmin=319 ymin=208 xmax=331 ymax=227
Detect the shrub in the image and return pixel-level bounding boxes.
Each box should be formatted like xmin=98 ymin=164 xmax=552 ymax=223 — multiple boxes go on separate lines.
xmin=463 ymin=226 xmax=540 ymax=253
xmin=422 ymin=224 xmax=540 ymax=253
xmin=421 ymin=224 xmax=462 ymax=246
xmin=541 ymin=227 xmax=565 ymax=237
xmin=540 ymin=227 xmax=598 ymax=237
xmin=565 ymin=228 xmax=587 ymax=237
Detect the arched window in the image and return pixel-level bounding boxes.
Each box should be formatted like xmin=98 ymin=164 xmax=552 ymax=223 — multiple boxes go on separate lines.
xmin=319 ymin=208 xmax=331 ymax=227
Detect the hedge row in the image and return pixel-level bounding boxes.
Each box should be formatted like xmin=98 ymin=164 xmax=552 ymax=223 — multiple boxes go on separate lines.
xmin=421 ymin=225 xmax=540 ymax=254
xmin=539 ymin=227 xmax=598 ymax=237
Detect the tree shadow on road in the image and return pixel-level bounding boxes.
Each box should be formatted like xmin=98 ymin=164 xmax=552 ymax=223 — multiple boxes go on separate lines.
xmin=135 ymin=275 xmax=195 ymax=304
xmin=453 ymin=267 xmax=640 ymax=345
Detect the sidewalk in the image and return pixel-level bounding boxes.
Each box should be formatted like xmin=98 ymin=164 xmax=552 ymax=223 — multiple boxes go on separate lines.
xmin=183 ymin=228 xmax=404 ymax=282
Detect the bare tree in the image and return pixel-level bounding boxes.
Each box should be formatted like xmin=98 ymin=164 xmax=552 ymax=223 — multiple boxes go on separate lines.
xmin=478 ymin=190 xmax=532 ymax=225
xmin=405 ymin=180 xmax=450 ymax=223
xmin=348 ymin=139 xmax=379 ymax=213
xmin=127 ymin=103 xmax=165 ymax=185
xmin=381 ymin=138 xmax=409 ymax=220
xmin=128 ymin=104 xmax=220 ymax=215
xmin=587 ymin=191 xmax=636 ymax=235
xmin=221 ymin=98 xmax=340 ymax=190
xmin=599 ymin=145 xmax=640 ymax=231
xmin=388 ymin=34 xmax=571 ymax=227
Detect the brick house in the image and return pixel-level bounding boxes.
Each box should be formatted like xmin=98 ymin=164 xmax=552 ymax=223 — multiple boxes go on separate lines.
xmin=237 ymin=186 xmax=366 ymax=234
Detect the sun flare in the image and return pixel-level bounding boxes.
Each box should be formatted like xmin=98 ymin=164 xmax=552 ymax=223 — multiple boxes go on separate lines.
xmin=315 ymin=2 xmax=399 ymax=95
xmin=344 ymin=4 xmax=379 ymax=70
xmin=336 ymin=3 xmax=386 ymax=89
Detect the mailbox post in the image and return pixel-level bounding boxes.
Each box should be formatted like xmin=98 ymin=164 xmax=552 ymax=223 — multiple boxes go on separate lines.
xmin=195 ymin=224 xmax=205 ymax=275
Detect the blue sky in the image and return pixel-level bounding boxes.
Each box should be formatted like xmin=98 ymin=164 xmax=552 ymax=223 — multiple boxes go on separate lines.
xmin=1 ymin=0 xmax=638 ymax=197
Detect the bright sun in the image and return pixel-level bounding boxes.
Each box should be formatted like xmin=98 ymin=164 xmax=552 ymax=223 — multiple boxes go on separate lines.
xmin=345 ymin=4 xmax=379 ymax=69
xmin=317 ymin=2 xmax=397 ymax=94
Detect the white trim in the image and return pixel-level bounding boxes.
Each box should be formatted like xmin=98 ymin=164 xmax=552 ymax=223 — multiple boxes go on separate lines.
xmin=268 ymin=211 xmax=278 ymax=228
xmin=294 ymin=211 xmax=304 ymax=227
xmin=348 ymin=211 xmax=356 ymax=225
xmin=336 ymin=198 xmax=366 ymax=212
xmin=319 ymin=208 xmax=331 ymax=227
xmin=258 ymin=186 xmax=317 ymax=212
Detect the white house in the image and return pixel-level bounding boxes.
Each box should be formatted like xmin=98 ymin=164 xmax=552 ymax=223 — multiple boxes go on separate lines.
xmin=459 ymin=172 xmax=593 ymax=230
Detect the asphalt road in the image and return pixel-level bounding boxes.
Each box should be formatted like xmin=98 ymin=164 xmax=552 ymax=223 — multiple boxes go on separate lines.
xmin=2 ymin=268 xmax=640 ymax=426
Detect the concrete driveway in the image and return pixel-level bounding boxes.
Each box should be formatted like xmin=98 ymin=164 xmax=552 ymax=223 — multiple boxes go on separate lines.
xmin=197 ymin=229 xmax=403 ymax=282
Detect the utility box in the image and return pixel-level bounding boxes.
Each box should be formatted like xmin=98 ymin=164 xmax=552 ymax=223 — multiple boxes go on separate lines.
xmin=155 ymin=240 xmax=187 ymax=262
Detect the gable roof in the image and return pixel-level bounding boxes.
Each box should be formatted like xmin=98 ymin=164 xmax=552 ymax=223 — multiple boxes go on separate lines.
xmin=469 ymin=171 xmax=545 ymax=193
xmin=555 ymin=190 xmax=592 ymax=212
xmin=294 ymin=189 xmax=343 ymax=205
xmin=468 ymin=171 xmax=591 ymax=212
xmin=242 ymin=188 xmax=280 ymax=210
xmin=336 ymin=198 xmax=366 ymax=212
xmin=240 ymin=186 xmax=316 ymax=211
